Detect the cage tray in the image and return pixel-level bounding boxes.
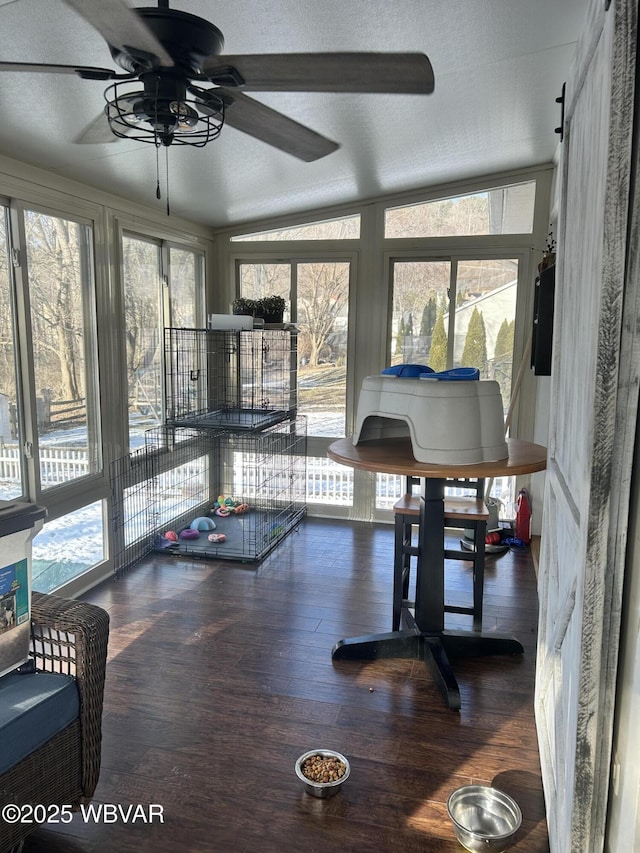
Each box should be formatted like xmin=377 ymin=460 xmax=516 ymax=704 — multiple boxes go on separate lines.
xmin=154 ymin=509 xmax=305 ymax=563
xmin=170 ymin=408 xmax=290 ymax=431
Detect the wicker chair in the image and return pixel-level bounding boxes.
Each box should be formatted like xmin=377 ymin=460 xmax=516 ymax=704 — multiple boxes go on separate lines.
xmin=0 ymin=592 xmax=110 ymax=853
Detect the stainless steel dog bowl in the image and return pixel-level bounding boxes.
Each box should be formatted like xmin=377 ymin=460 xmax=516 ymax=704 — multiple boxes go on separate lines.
xmin=447 ymin=785 xmax=522 ymax=852
xmin=295 ymin=749 xmax=350 ymax=798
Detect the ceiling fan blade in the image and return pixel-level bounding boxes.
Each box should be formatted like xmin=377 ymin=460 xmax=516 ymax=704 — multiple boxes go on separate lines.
xmin=204 ymin=53 xmax=434 ymax=94
xmin=63 ymin=0 xmax=174 ymax=68
xmin=74 ymin=111 xmax=130 ymax=144
xmin=207 ymin=89 xmax=339 ymax=162
xmin=0 ymin=61 xmax=117 ymax=80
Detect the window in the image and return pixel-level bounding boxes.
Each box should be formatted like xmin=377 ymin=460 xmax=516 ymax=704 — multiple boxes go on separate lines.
xmin=122 ymin=233 xmax=204 ymax=449
xmin=390 ymin=261 xmax=450 ymax=369
xmin=384 ymin=181 xmax=536 ymax=238
xmin=380 ymin=256 xmax=520 ymax=513
xmin=306 ymin=456 xmax=353 ymax=505
xmin=453 ymin=260 xmax=517 ymax=404
xmin=24 ymin=209 xmax=101 ymax=491
xmin=169 ymin=245 xmax=202 ymax=328
xmin=32 ymin=500 xmax=105 ymax=592
xmin=297 ymin=262 xmax=350 ymax=437
xmin=238 ymin=260 xmax=351 ymax=439
xmin=238 ymin=263 xmax=290 ymax=310
xmin=222 ymin=169 xmax=546 ymax=525
xmin=122 ymin=235 xmax=162 ymax=447
xmin=389 ymin=257 xmax=518 ymax=405
xmin=231 ymin=214 xmax=360 ymax=241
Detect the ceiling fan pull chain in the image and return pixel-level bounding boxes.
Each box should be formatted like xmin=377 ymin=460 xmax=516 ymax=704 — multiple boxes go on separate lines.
xmin=165 ymin=146 xmax=170 ymax=217
xmin=155 ymin=142 xmax=161 ymax=201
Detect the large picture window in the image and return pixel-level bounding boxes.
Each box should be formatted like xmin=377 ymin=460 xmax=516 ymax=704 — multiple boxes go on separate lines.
xmin=0 ymin=202 xmax=107 ymax=592
xmin=122 ymin=233 xmax=205 ymax=449
xmin=123 ymin=235 xmax=162 ymax=447
xmin=389 ymin=257 xmax=518 ymax=408
xmin=24 ymin=209 xmax=101 ymax=491
xmin=384 ymin=181 xmax=535 ymax=238
xmin=231 ymin=213 xmax=360 ymax=242
xmin=238 ymin=259 xmax=351 ymax=439
xmin=381 ymin=255 xmax=520 ymax=515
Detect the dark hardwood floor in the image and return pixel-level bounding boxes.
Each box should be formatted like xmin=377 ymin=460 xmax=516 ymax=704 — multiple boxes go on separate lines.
xmin=25 ymin=517 xmax=549 ymax=852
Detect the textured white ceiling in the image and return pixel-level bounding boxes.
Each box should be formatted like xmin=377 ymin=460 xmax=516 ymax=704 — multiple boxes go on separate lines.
xmin=0 ymin=0 xmax=588 ymax=227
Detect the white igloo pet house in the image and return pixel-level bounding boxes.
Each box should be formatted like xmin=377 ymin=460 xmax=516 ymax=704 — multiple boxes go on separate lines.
xmin=353 ymin=375 xmax=508 ymax=464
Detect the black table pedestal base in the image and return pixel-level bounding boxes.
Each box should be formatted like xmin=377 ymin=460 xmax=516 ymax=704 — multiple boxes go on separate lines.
xmin=331 ymin=629 xmax=523 ymax=711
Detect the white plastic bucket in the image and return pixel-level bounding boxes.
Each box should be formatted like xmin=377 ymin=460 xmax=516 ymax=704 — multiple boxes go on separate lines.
xmin=0 ymin=500 xmax=46 ymax=677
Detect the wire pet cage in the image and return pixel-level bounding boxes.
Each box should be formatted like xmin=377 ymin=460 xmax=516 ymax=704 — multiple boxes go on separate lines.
xmin=110 ymin=444 xmax=162 ymax=577
xmin=146 ymin=418 xmax=307 ymax=562
xmin=164 ymin=327 xmax=297 ymax=430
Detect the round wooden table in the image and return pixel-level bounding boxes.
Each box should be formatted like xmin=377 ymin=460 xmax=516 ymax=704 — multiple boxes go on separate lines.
xmin=328 ymin=436 xmax=547 ymax=479
xmin=328 ymin=436 xmax=548 ymax=710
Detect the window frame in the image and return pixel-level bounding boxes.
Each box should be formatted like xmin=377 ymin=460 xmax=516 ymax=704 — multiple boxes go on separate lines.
xmin=0 ymin=198 xmax=26 ymax=499
xmin=10 ymin=199 xmax=105 ymax=501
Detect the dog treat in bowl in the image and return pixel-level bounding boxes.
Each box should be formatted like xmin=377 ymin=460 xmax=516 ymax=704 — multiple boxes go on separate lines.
xmin=300 ymin=753 xmax=347 ymax=783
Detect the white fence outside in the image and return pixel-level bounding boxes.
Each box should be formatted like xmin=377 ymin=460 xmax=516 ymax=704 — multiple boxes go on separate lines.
xmin=0 ymin=443 xmax=515 ymax=515
xmin=0 ymin=444 xmax=21 ymax=482
xmin=0 ymin=443 xmax=90 ymax=487
xmin=306 ymin=456 xmax=353 ymax=505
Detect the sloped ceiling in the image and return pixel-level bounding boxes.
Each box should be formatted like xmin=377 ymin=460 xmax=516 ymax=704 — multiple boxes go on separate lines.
xmin=0 ymin=0 xmax=587 ymax=228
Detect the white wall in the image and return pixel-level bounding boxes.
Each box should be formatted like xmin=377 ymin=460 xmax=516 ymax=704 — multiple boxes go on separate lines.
xmin=530 ymin=376 xmax=551 ymax=536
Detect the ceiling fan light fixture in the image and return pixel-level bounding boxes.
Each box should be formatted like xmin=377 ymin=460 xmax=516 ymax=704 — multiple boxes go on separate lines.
xmin=170 ymin=100 xmax=198 ymax=129
xmin=104 ymin=80 xmax=224 ymax=147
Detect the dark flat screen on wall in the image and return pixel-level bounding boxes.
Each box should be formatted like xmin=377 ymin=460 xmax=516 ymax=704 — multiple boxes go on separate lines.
xmin=531 ymin=264 xmax=555 ymax=376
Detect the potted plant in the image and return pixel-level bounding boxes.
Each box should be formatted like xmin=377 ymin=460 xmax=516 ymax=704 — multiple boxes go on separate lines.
xmin=232 ymin=297 xmax=258 ymax=316
xmin=257 ymin=295 xmax=286 ymax=324
xmin=538 ymin=229 xmax=557 ymax=273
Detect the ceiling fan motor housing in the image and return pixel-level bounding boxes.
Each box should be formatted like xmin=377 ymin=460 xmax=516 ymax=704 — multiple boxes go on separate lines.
xmin=140 ymin=69 xmax=187 ymax=107
xmin=109 ymin=8 xmax=225 ymax=75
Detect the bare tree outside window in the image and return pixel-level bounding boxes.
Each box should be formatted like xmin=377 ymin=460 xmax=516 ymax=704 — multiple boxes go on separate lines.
xmin=123 ymin=235 xmax=204 ymax=448
xmin=239 ymin=259 xmax=350 ymax=438
xmin=24 ymin=210 xmax=101 ymax=487
xmin=384 ymin=181 xmax=535 ymax=238
xmin=123 ymin=235 xmax=162 ymax=445
xmin=297 ymin=261 xmax=349 ymax=437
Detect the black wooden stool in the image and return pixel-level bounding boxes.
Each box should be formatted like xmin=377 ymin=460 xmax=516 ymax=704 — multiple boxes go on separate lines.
xmin=392 ymin=477 xmax=489 ymax=632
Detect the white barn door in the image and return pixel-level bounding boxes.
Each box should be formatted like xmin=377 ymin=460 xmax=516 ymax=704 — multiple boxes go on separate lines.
xmin=535 ymin=1 xmax=640 ymax=851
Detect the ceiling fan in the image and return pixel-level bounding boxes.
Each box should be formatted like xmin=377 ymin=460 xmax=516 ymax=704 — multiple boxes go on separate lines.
xmin=0 ymin=0 xmax=435 ymax=162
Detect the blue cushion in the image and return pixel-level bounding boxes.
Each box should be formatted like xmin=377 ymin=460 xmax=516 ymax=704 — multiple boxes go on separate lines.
xmin=381 ymin=363 xmax=433 ymax=378
xmin=0 ymin=671 xmax=80 ymax=774
xmin=420 ymin=367 xmax=480 ymax=381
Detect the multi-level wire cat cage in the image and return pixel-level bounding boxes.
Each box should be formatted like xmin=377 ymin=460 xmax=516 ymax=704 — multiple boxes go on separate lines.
xmin=163 ymin=327 xmax=297 ymax=430
xmin=110 ymin=325 xmax=305 ymax=571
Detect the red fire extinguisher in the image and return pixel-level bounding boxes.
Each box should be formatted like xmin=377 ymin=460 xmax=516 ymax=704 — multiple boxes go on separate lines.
xmin=515 ymin=488 xmax=532 ymax=545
